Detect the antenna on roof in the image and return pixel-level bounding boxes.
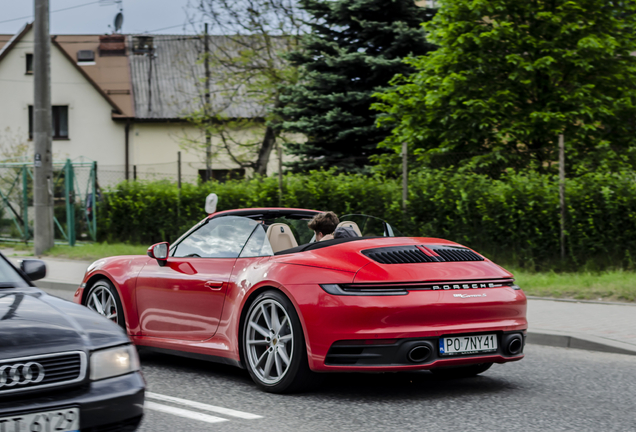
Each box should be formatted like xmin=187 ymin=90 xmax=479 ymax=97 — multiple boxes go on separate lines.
xmin=99 ymin=0 xmax=124 ymax=34
xmin=114 ymin=12 xmax=124 ymax=33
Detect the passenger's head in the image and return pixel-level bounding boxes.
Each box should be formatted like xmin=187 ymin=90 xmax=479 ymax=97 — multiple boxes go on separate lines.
xmin=308 ymin=211 xmax=339 ymax=241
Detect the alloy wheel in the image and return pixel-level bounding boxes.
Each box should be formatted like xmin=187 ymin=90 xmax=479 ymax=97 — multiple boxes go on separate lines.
xmin=86 ymin=285 xmax=119 ymax=324
xmin=245 ymin=299 xmax=294 ymax=385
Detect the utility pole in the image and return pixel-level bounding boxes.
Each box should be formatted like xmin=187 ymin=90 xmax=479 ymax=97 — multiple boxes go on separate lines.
xmin=34 ymin=0 xmax=54 ymax=255
xmin=204 ymin=23 xmax=212 ymax=181
xmin=559 ymin=134 xmax=566 ymax=261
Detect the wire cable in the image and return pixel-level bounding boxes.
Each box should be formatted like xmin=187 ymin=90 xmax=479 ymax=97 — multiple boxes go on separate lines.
xmin=0 ymin=1 xmax=102 ymax=26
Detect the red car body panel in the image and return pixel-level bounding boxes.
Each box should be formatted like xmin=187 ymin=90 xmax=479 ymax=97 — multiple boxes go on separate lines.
xmin=73 ymin=210 xmax=527 ymax=373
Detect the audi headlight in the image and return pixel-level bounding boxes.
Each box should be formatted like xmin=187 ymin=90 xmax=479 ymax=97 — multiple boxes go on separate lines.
xmin=90 ymin=345 xmax=140 ymax=381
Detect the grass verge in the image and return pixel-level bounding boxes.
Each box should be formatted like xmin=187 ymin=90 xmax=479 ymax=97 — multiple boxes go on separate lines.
xmin=2 ymin=242 xmax=634 ymax=302
xmin=1 ymin=242 xmax=147 ymax=262
xmin=512 ymin=269 xmax=636 ymax=302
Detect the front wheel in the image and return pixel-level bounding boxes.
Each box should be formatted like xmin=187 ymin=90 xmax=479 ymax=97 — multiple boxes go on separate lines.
xmin=84 ymin=279 xmax=126 ymax=330
xmin=431 ymin=362 xmax=493 ymax=379
xmin=242 ymin=290 xmax=313 ymax=393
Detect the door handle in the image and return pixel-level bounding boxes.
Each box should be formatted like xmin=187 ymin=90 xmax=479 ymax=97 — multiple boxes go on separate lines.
xmin=205 ymin=281 xmax=224 ymax=290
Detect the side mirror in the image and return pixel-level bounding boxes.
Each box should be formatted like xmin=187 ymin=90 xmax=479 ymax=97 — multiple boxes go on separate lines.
xmin=147 ymin=242 xmax=169 ymax=266
xmin=20 ymin=259 xmax=47 ymax=281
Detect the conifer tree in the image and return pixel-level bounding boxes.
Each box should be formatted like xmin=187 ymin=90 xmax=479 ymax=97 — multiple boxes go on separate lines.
xmin=280 ymin=0 xmax=435 ymax=172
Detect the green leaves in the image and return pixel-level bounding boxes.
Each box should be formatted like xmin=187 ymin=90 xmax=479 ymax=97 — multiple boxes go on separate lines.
xmin=98 ymin=170 xmax=636 ymax=270
xmin=374 ymin=0 xmax=636 ymax=174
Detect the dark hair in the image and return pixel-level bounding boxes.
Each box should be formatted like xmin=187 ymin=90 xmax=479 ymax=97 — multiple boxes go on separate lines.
xmin=308 ymin=211 xmax=339 ymax=235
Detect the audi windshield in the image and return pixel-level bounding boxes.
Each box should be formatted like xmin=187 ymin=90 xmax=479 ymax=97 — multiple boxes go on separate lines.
xmin=0 ymin=257 xmax=28 ymax=288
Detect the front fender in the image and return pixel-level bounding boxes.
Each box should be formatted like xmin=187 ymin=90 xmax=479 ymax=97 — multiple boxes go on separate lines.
xmin=74 ymin=255 xmax=150 ymax=336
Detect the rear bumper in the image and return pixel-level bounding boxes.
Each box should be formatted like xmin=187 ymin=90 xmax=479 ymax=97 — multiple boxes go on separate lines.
xmin=290 ymin=284 xmax=527 ymax=372
xmin=0 ymin=372 xmax=145 ymax=431
xmin=320 ymin=331 xmax=526 ymax=372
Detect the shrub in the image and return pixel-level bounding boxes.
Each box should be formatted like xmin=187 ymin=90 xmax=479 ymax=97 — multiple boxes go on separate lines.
xmin=97 ymin=170 xmax=636 ymax=271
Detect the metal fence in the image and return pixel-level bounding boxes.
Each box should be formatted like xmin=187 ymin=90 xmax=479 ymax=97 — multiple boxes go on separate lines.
xmin=97 ymin=161 xmax=239 ymax=187
xmin=0 ymin=160 xmax=98 ymax=245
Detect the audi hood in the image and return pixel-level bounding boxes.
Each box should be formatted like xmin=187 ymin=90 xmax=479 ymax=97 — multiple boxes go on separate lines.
xmin=0 ymin=288 xmax=130 ymax=360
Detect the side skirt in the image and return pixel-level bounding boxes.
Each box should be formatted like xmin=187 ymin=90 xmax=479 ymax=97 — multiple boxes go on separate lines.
xmin=138 ymin=345 xmax=244 ymax=369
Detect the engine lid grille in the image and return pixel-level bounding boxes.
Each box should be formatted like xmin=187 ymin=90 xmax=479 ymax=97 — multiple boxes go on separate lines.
xmin=361 ymin=246 xmax=436 ymax=264
xmin=362 ymin=245 xmax=484 ymax=264
xmin=428 ymin=245 xmax=484 ymax=262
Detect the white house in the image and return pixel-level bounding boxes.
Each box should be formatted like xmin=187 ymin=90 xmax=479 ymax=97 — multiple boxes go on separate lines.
xmin=0 ymin=24 xmax=286 ymax=186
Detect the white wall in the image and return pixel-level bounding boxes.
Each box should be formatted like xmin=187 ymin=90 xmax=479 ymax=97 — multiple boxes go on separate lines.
xmin=0 ymin=28 xmax=126 ymax=169
xmin=127 ymin=122 xmax=300 ymax=182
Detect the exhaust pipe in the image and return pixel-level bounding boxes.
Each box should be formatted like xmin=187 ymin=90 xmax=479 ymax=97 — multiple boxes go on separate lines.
xmin=407 ymin=345 xmax=432 ymax=363
xmin=504 ymin=334 xmax=523 ymax=355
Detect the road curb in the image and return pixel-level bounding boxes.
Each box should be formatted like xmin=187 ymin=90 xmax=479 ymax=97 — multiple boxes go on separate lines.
xmin=526 ymin=296 xmax=636 ymax=307
xmin=35 ymin=280 xmax=78 ymax=292
xmin=527 ymin=330 xmax=636 ymax=356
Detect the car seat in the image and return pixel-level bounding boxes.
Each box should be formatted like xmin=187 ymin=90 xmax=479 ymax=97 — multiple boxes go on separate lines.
xmin=266 ymin=223 xmax=298 ymax=253
xmin=336 ymin=221 xmax=362 ymax=237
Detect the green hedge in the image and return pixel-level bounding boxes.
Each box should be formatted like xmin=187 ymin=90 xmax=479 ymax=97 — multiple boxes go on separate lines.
xmin=98 ymin=170 xmax=636 ymax=270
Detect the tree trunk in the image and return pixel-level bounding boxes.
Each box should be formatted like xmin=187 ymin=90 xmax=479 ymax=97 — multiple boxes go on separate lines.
xmin=254 ymin=124 xmax=278 ymax=176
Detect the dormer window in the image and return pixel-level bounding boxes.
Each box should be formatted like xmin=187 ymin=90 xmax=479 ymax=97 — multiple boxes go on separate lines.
xmin=77 ymin=50 xmax=95 ymax=65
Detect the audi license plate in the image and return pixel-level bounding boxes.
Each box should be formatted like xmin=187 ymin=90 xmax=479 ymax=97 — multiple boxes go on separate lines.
xmin=439 ymin=334 xmax=497 ymax=356
xmin=0 ymin=408 xmax=79 ymax=432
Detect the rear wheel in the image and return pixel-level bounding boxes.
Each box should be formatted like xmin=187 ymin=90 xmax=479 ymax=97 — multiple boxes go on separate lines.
xmin=85 ymin=279 xmax=126 ymax=330
xmin=242 ymin=290 xmax=314 ymax=393
xmin=431 ymin=362 xmax=493 ymax=379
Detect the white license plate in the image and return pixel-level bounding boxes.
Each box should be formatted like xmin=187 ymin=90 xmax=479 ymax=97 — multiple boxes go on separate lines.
xmin=0 ymin=408 xmax=79 ymax=432
xmin=439 ymin=334 xmax=498 ymax=356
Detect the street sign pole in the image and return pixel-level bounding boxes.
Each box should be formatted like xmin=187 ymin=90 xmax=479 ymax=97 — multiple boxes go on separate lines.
xmin=33 ymin=0 xmax=54 ymax=255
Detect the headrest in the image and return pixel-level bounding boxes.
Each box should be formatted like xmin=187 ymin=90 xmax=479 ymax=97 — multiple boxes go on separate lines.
xmin=266 ymin=223 xmax=298 ymax=253
xmin=336 ymin=221 xmax=362 ymax=237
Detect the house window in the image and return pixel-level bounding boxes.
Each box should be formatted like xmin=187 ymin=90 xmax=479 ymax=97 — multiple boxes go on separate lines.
xmin=28 ymin=106 xmax=69 ymax=140
xmin=25 ymin=53 xmax=33 ymax=74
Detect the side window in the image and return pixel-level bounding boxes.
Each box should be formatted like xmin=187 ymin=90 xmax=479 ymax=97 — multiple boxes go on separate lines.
xmin=172 ymin=216 xmax=259 ymax=258
xmin=240 ymin=224 xmax=274 ymax=258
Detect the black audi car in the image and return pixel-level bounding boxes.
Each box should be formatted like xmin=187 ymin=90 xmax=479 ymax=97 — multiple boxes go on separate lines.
xmin=0 ymin=254 xmax=144 ymax=432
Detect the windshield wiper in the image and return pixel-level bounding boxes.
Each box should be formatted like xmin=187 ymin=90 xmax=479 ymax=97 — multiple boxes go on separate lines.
xmin=0 ymin=283 xmax=17 ymax=288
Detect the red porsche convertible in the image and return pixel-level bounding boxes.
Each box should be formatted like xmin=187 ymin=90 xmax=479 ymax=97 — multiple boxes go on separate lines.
xmin=74 ymin=208 xmax=527 ymax=393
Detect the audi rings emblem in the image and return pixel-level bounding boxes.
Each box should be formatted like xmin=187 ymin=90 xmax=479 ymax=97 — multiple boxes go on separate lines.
xmin=0 ymin=362 xmax=45 ymax=388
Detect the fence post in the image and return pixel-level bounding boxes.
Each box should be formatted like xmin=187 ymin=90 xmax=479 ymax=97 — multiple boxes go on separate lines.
xmin=402 ymin=142 xmax=408 ymax=215
xmin=177 ymin=151 xmax=182 ymax=189
xmin=64 ymin=159 xmax=75 ymax=246
xmin=92 ymin=161 xmax=97 ymax=241
xmin=177 ymin=151 xmax=181 ymax=227
xmin=278 ymin=142 xmax=283 ymax=206
xmin=22 ymin=166 xmax=29 ymax=242
xmin=559 ymin=134 xmax=566 ymax=261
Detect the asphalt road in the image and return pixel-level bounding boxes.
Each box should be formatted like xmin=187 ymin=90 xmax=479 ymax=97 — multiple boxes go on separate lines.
xmin=135 ymin=345 xmax=636 ymax=432
xmin=42 ymin=289 xmax=636 ymax=431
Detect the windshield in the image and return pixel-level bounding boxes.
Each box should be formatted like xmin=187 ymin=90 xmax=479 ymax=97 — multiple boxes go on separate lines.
xmin=0 ymin=257 xmax=30 ymax=288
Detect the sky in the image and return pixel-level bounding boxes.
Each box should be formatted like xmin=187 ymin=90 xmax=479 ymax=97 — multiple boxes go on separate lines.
xmin=0 ymin=0 xmax=201 ymax=35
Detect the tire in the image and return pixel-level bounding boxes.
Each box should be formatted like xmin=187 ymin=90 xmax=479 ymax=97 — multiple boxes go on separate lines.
xmin=84 ymin=279 xmax=126 ymax=330
xmin=242 ymin=290 xmax=314 ymax=393
xmin=430 ymin=362 xmax=493 ymax=379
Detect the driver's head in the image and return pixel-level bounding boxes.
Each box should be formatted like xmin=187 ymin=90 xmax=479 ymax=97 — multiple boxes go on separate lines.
xmin=308 ymin=211 xmax=339 ymax=241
